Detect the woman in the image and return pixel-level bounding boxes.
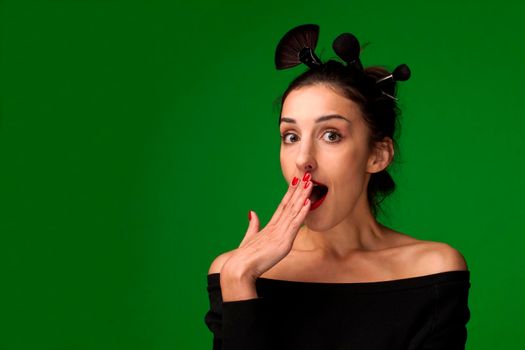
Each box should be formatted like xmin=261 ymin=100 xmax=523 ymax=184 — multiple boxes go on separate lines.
xmin=204 ymin=24 xmax=471 ymax=350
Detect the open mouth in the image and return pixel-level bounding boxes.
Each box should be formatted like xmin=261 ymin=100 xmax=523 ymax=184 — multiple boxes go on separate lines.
xmin=309 ymin=180 xmax=328 ymax=211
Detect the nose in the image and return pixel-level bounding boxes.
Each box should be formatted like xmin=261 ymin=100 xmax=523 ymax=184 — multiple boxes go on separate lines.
xmin=295 ymin=143 xmax=317 ymax=174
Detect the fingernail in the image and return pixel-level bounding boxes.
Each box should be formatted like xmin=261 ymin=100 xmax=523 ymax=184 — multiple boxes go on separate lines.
xmin=248 ymin=210 xmax=252 ymax=221
xmin=291 ymin=177 xmax=299 ymax=186
xmin=304 ymin=198 xmax=310 ymax=206
xmin=303 ymin=173 xmax=311 ymax=182
xmin=304 ymin=181 xmax=311 ymax=189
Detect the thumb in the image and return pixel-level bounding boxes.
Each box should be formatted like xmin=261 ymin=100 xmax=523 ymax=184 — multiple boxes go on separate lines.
xmin=246 ymin=210 xmax=260 ymax=235
xmin=239 ymin=210 xmax=260 ymax=248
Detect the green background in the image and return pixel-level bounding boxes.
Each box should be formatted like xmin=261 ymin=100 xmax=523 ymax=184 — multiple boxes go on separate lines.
xmin=1 ymin=0 xmax=523 ymax=349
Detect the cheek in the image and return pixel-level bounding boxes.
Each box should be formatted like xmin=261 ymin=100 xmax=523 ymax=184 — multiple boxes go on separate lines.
xmin=340 ymin=138 xmax=369 ymax=166
xmin=326 ymin=144 xmax=362 ymax=167
xmin=280 ymin=151 xmax=293 ymax=178
xmin=328 ymin=147 xmax=369 ymax=185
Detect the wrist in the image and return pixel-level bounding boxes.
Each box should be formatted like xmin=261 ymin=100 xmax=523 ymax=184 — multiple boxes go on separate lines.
xmin=220 ymin=268 xmax=259 ymax=302
xmin=221 ymin=256 xmax=258 ymax=280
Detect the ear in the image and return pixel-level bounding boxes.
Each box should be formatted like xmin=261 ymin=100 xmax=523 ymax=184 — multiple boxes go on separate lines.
xmin=366 ymin=137 xmax=394 ymax=173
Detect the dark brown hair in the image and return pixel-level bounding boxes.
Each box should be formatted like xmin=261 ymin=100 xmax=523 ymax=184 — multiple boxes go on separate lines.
xmin=275 ymin=59 xmax=403 ymax=218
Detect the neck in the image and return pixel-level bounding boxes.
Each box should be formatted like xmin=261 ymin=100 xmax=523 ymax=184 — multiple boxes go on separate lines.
xmin=294 ymin=194 xmax=389 ymax=259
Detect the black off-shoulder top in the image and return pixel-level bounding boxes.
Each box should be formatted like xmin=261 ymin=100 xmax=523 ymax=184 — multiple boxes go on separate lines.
xmin=204 ymin=270 xmax=471 ymax=350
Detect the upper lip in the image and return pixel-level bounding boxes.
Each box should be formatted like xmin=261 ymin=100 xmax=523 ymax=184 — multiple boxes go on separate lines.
xmin=312 ymin=179 xmax=328 ymax=187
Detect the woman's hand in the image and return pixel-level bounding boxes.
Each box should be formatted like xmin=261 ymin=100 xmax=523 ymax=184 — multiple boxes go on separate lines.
xmin=220 ymin=172 xmax=313 ymax=300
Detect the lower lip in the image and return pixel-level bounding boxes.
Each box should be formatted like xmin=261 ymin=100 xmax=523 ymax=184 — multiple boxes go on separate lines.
xmin=310 ymin=191 xmax=328 ymax=211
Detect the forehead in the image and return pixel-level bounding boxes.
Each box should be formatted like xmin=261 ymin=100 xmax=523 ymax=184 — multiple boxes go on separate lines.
xmin=281 ymin=84 xmax=362 ymax=123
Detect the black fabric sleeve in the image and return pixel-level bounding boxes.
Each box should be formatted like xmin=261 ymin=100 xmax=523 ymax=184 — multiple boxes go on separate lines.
xmin=204 ymin=274 xmax=271 ymax=350
xmin=418 ymin=278 xmax=471 ymax=350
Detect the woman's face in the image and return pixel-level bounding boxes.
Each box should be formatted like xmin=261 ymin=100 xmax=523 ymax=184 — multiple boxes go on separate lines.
xmin=279 ymin=83 xmax=376 ymax=229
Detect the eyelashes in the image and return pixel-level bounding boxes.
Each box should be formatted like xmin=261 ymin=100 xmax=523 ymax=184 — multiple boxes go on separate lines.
xmin=280 ymin=129 xmax=344 ymax=144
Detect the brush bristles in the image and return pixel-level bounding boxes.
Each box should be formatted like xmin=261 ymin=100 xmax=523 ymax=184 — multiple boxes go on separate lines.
xmin=392 ymin=64 xmax=411 ymax=81
xmin=332 ymin=33 xmax=361 ymax=64
xmin=275 ymin=24 xmax=320 ymax=70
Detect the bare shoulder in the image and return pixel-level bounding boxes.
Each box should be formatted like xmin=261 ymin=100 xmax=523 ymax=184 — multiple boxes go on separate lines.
xmin=208 ymin=249 xmax=238 ymax=275
xmin=378 ymin=227 xmax=468 ymax=277
xmin=405 ymin=240 xmax=469 ymax=275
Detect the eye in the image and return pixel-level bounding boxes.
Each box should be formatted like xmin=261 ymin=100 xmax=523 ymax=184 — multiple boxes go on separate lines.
xmin=280 ymin=132 xmax=298 ymax=144
xmin=280 ymin=130 xmax=343 ymax=144
xmin=322 ymin=130 xmax=343 ymax=143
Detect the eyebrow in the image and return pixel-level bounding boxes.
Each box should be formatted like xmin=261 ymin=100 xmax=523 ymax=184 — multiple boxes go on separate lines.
xmin=279 ymin=114 xmax=351 ymax=125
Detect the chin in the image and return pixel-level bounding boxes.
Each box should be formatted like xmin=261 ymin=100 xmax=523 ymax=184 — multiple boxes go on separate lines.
xmin=304 ymin=214 xmax=335 ymax=232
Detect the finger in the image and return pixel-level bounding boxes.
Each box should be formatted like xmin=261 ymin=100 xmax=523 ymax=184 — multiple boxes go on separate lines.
xmin=278 ymin=177 xmax=313 ymax=230
xmin=283 ymin=193 xmax=312 ymax=242
xmin=239 ymin=210 xmax=260 ymax=247
xmin=275 ymin=173 xmax=311 ymax=226
xmin=267 ymin=174 xmax=301 ymax=226
xmin=245 ymin=210 xmax=260 ymax=237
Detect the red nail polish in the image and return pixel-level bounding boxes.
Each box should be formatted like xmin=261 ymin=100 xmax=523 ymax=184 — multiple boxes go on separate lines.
xmin=303 ymin=173 xmax=311 ymax=182
xmin=292 ymin=177 xmax=299 ymax=186
xmin=248 ymin=211 xmax=252 ymax=221
xmin=304 ymin=181 xmax=310 ymax=189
